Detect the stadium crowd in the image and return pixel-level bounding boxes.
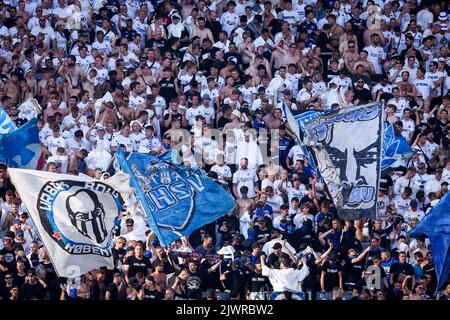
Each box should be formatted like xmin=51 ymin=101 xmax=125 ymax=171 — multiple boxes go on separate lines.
xmin=0 ymin=0 xmax=450 ymax=300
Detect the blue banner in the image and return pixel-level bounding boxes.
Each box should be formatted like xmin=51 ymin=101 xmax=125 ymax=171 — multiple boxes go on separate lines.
xmin=0 ymin=105 xmax=17 ymax=134
xmin=117 ymin=150 xmax=236 ymax=246
xmin=0 ymin=117 xmax=40 ymax=169
xmin=409 ymin=192 xmax=450 ymax=291
xmin=381 ymin=123 xmax=413 ymax=171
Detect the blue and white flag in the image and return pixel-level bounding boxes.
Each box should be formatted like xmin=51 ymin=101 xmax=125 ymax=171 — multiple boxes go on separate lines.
xmin=291 ymin=109 xmax=413 ymax=173
xmin=0 ymin=105 xmax=17 ymax=134
xmin=302 ymin=103 xmax=384 ymax=220
xmin=8 ymin=168 xmax=133 ymax=278
xmin=409 ymin=191 xmax=450 ymax=291
xmin=0 ymin=117 xmax=41 ymax=169
xmin=381 ymin=123 xmax=413 ymax=171
xmin=117 ymin=150 xmax=236 ymax=246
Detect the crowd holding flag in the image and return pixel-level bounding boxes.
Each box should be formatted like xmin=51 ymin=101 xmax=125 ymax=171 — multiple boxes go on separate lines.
xmin=116 ymin=150 xmax=236 ymax=247
xmin=7 ymin=168 xmax=133 ymax=278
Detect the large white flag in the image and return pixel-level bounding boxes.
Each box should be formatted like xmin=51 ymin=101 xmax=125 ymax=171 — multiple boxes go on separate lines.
xmin=8 ymin=169 xmax=133 ymax=278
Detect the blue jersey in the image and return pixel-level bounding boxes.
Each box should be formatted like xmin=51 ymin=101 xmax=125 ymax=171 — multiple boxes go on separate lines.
xmin=299 ymin=21 xmax=318 ymax=36
xmin=279 ymin=137 xmax=292 ymax=168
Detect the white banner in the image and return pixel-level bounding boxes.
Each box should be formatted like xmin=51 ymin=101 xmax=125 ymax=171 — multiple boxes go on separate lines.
xmin=8 ymin=169 xmax=133 ymax=278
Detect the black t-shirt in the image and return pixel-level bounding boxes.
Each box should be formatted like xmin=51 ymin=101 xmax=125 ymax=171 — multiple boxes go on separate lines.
xmin=147 ymin=38 xmax=167 ymax=52
xmin=389 ymin=262 xmax=415 ymax=278
xmin=112 ymin=248 xmax=126 ymax=267
xmin=0 ymin=284 xmax=13 ymax=300
xmin=186 ymin=270 xmax=207 ymax=300
xmin=246 ymin=271 xmax=270 ymax=293
xmin=217 ymin=115 xmax=231 ymax=129
xmin=0 ymin=179 xmax=15 ymax=200
xmin=344 ymin=257 xmax=365 ymax=285
xmin=20 ymin=282 xmax=46 ymax=300
xmin=228 ymin=268 xmax=247 ymax=299
xmin=105 ymin=282 xmax=119 ymax=300
xmin=14 ymin=274 xmax=26 ymax=289
xmin=159 ymin=77 xmax=178 ymax=105
xmin=321 ymin=260 xmax=342 ymax=291
xmin=142 ymin=288 xmax=163 ymax=300
xmin=353 ymin=88 xmax=372 ymax=105
xmin=0 ymin=248 xmax=16 ymax=273
xmin=125 ymin=255 xmax=152 ymax=278
xmin=266 ymin=253 xmax=281 ymax=268
xmin=151 ymin=258 xmax=176 ymax=275
xmin=254 ymin=226 xmax=272 ymax=244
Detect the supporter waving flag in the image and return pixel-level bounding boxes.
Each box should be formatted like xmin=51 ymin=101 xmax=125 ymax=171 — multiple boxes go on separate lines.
xmin=302 ymin=103 xmax=384 ymax=220
xmin=116 ymin=150 xmax=235 ymax=247
xmin=7 ymin=168 xmax=133 ymax=278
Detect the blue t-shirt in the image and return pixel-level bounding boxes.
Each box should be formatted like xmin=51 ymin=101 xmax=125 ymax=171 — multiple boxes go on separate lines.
xmin=279 ymin=137 xmax=292 ymax=168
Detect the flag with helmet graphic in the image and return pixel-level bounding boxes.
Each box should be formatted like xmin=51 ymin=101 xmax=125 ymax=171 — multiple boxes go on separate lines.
xmin=8 ymin=168 xmax=133 ymax=278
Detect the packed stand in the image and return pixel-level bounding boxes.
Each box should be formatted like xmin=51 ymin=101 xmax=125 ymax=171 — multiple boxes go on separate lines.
xmin=0 ymin=0 xmax=449 ymax=300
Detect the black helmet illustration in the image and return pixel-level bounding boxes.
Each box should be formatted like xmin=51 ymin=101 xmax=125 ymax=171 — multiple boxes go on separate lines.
xmin=66 ymin=189 xmax=108 ymax=243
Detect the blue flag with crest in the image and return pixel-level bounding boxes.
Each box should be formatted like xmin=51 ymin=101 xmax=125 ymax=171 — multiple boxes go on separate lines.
xmin=0 ymin=117 xmax=41 ymax=169
xmin=117 ymin=150 xmax=236 ymax=246
xmin=408 ymin=192 xmax=450 ymax=291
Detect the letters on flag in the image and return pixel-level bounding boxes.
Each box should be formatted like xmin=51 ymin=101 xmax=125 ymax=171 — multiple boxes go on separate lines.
xmin=409 ymin=191 xmax=450 ymax=291
xmin=8 ymin=169 xmax=133 ymax=278
xmin=0 ymin=117 xmax=41 ymax=169
xmin=117 ymin=150 xmax=236 ymax=247
xmin=0 ymin=105 xmax=17 ymax=134
xmin=303 ymin=103 xmax=384 ymax=220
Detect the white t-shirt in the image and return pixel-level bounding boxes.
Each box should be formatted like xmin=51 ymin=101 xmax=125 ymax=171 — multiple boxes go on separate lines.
xmin=414 ymin=78 xmax=434 ymax=100
xmin=111 ymin=135 xmax=135 ymax=152
xmin=210 ymin=164 xmax=232 ymax=184
xmin=232 ymin=168 xmax=258 ymax=198
xmin=363 ymin=45 xmax=386 ymax=75
xmin=45 ymin=136 xmax=67 ymax=155
xmin=287 ymin=186 xmax=307 ymax=204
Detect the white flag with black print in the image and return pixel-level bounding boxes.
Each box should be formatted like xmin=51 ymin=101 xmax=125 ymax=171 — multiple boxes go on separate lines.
xmin=303 ymin=103 xmax=384 ymax=220
xmin=8 ymin=168 xmax=133 ymax=278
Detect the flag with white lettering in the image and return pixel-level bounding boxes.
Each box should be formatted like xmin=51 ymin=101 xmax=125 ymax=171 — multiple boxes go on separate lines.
xmin=117 ymin=150 xmax=236 ymax=246
xmin=8 ymin=169 xmax=133 ymax=278
xmin=303 ymin=103 xmax=384 ymax=220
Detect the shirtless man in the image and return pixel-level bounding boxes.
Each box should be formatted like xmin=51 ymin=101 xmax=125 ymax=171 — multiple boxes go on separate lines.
xmin=282 ymin=43 xmax=302 ymax=67
xmin=3 ymin=73 xmax=20 ymax=106
xmin=43 ymin=95 xmax=70 ymax=121
xmin=192 ymin=16 xmax=214 ymax=43
xmin=353 ymin=50 xmax=376 ymax=75
xmin=327 ymin=14 xmax=345 ymax=50
xmin=344 ymin=40 xmax=360 ymax=72
xmin=220 ymin=76 xmax=235 ymax=101
xmin=397 ymin=71 xmax=417 ymax=100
